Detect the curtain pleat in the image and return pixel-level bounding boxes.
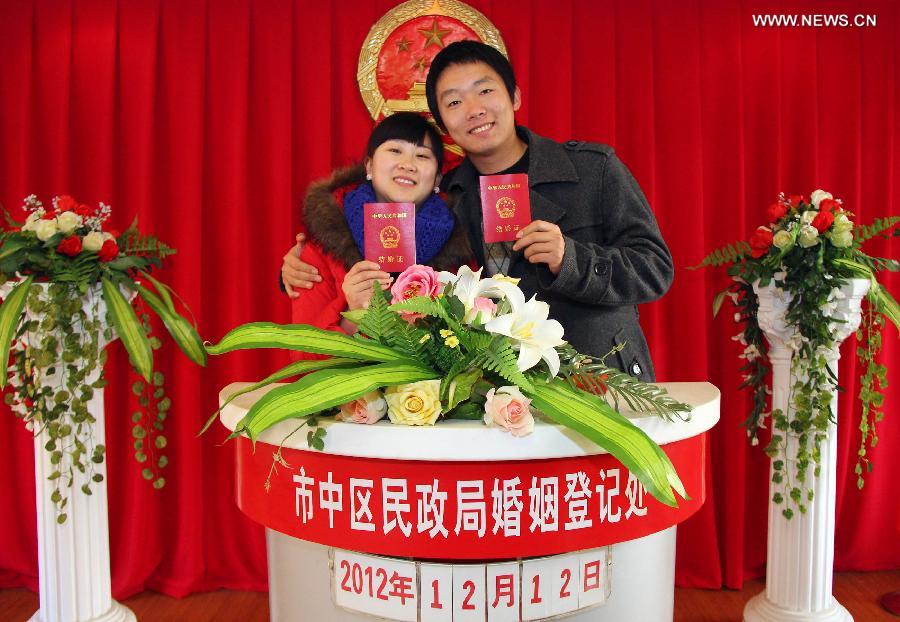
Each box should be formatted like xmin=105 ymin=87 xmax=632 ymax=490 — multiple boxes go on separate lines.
xmin=0 ymin=0 xmax=897 ymax=596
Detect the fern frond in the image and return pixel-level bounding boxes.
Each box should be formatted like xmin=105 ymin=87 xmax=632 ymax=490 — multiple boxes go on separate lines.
xmin=355 ymin=286 xmax=397 ymax=342
xmin=563 ymin=361 xmax=692 ymax=422
xmin=855 ymin=216 xmax=900 ymax=245
xmin=688 ymin=241 xmax=751 ymax=270
xmin=472 ymin=339 xmax=533 ymax=391
xmin=390 ymin=296 xmax=447 ymax=319
xmin=122 ymin=232 xmax=176 ymax=258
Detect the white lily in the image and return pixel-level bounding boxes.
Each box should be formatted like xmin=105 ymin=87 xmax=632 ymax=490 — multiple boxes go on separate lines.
xmin=439 ymin=265 xmax=525 ymax=322
xmin=484 ymin=295 xmax=567 ymax=376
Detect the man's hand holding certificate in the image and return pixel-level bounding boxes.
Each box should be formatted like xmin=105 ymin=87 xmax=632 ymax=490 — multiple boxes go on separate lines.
xmin=480 ymin=173 xmax=564 ymax=274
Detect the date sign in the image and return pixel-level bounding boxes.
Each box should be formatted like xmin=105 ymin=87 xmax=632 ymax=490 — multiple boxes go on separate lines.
xmin=332 ymin=547 xmax=610 ymax=621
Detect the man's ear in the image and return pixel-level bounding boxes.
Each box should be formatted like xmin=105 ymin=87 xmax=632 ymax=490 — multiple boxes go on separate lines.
xmin=512 ymin=86 xmax=522 ymax=112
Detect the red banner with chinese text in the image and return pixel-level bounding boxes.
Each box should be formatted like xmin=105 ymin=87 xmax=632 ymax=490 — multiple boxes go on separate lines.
xmin=235 ymin=433 xmax=707 ymax=560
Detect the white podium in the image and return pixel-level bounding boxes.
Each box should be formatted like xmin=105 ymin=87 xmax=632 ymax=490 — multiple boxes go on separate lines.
xmin=221 ymin=381 xmax=719 ymax=622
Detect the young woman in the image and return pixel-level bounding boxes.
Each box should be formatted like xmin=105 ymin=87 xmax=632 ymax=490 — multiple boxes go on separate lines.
xmin=292 ymin=112 xmax=471 ymax=334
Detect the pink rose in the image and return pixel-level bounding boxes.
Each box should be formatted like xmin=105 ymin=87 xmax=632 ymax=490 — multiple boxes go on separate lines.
xmin=391 ymin=264 xmax=440 ymax=303
xmin=338 ymin=391 xmax=387 ymax=425
xmin=390 ymin=264 xmax=441 ymax=322
xmin=483 ymin=386 xmax=535 ymax=437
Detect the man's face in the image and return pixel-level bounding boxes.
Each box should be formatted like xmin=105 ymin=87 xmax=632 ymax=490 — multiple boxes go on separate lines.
xmin=434 ymin=61 xmax=521 ymax=161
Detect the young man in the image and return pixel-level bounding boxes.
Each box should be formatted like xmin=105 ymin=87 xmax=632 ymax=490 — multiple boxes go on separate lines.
xmin=284 ymin=40 xmax=672 ymax=380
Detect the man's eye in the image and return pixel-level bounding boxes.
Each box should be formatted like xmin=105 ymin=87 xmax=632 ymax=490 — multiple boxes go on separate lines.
xmin=446 ymin=100 xmax=460 ymax=108
xmin=480 ymin=88 xmax=493 ymax=95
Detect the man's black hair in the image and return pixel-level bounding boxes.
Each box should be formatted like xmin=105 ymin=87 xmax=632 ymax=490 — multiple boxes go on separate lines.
xmin=365 ymin=111 xmax=444 ymax=170
xmin=425 ymin=40 xmax=517 ymax=130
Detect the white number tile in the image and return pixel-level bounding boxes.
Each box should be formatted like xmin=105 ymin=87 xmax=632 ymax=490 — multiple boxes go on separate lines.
xmin=419 ymin=563 xmax=453 ymax=622
xmin=452 ymin=564 xmax=486 ymax=622
xmin=578 ymin=548 xmax=609 ymax=608
xmin=520 ymin=558 xmax=552 ymax=621
xmin=549 ymin=553 xmax=580 ymax=616
xmin=486 ymin=562 xmax=519 ymax=622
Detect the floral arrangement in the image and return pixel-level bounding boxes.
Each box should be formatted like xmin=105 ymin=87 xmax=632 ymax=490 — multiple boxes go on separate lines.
xmin=0 ymin=195 xmax=206 ymax=522
xmin=693 ymin=189 xmax=899 ymax=518
xmin=206 ymin=264 xmax=692 ymax=508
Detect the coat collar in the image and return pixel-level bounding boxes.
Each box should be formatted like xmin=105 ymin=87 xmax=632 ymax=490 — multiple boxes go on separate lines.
xmin=447 ymin=126 xmax=580 ymax=192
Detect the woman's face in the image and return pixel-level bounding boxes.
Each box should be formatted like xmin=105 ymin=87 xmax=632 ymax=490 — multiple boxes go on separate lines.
xmin=365 ymin=135 xmax=441 ymax=206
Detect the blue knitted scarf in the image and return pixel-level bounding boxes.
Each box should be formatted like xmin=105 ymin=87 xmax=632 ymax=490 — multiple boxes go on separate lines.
xmin=343 ymin=182 xmax=454 ymax=266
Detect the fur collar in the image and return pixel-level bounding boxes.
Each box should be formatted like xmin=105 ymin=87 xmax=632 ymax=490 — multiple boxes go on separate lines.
xmin=302 ymin=164 xmax=473 ymax=272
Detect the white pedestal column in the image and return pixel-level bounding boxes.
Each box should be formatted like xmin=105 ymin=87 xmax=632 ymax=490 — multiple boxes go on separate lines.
xmin=18 ymin=285 xmax=136 ymax=622
xmin=744 ymin=278 xmax=869 ymax=622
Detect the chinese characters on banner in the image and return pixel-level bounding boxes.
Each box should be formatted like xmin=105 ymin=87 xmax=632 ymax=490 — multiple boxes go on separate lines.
xmin=332 ymin=547 xmax=610 ymax=621
xmin=234 ymin=433 xmax=706 ymax=560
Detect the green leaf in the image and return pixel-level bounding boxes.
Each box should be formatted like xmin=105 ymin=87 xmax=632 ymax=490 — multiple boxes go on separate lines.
xmin=239 ymin=361 xmax=439 ymax=442
xmin=524 ymin=379 xmax=685 ymax=508
xmin=0 ymin=276 xmax=33 ymax=388
xmin=712 ymin=287 xmax=729 ymax=318
xmin=101 ymin=278 xmax=153 ymax=382
xmin=198 ymin=356 xmax=360 ymax=435
xmin=138 ymin=270 xmax=176 ymax=312
xmin=445 ymin=368 xmax=482 ymax=411
xmin=136 ymin=285 xmax=207 ymax=366
xmin=206 ymin=322 xmax=406 ymax=362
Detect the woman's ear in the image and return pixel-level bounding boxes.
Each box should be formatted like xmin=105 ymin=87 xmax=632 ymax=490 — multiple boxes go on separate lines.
xmin=364 ymin=157 xmax=373 ymax=180
xmin=434 ymin=172 xmax=443 ymax=189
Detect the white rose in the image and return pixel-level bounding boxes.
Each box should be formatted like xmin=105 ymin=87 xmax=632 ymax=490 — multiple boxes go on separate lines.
xmin=83 ymin=231 xmax=105 ymax=252
xmin=22 ymin=212 xmax=41 ymax=232
xmin=829 ymin=229 xmax=853 ymax=248
xmin=56 ymin=211 xmax=82 ymax=234
xmin=832 ymin=213 xmax=853 ymax=234
xmin=772 ymin=229 xmax=794 ymax=250
xmin=102 ymin=231 xmax=116 ymax=242
xmin=798 ymin=224 xmax=820 ymax=248
xmin=810 ymin=189 xmax=833 ymax=208
xmin=35 ymin=219 xmax=58 ymax=241
xmin=800 ymin=210 xmax=817 ymax=225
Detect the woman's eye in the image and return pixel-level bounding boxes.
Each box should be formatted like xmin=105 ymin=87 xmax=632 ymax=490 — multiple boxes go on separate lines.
xmin=388 ymin=147 xmax=401 ymax=153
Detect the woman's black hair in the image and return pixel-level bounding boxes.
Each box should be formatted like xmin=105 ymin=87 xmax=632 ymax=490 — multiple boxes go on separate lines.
xmin=365 ymin=111 xmax=444 ymax=170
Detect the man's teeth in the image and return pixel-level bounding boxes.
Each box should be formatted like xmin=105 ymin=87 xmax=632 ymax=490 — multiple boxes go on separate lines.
xmin=471 ymin=123 xmax=493 ymax=134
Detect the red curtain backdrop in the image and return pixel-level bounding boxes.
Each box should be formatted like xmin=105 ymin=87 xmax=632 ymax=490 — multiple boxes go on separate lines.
xmin=1 ymin=0 xmax=897 ymax=597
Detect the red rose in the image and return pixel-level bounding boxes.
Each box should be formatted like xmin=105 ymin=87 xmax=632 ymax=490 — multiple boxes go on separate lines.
xmin=56 ymin=236 xmax=83 ymax=257
xmin=75 ymin=203 xmax=94 ymax=217
xmin=811 ymin=210 xmax=835 ymax=233
xmin=788 ymin=194 xmax=804 ymax=207
xmin=818 ymin=198 xmax=839 ymax=213
xmin=98 ymin=239 xmax=119 ymax=262
xmin=749 ymin=226 xmax=774 ymax=258
xmin=56 ymin=195 xmax=77 ymax=213
xmin=766 ymin=202 xmax=788 ymax=223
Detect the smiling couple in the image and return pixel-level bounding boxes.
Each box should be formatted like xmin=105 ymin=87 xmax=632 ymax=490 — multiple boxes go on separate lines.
xmin=282 ymin=40 xmax=673 ymax=380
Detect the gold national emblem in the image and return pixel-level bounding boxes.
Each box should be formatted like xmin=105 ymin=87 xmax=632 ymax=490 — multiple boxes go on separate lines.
xmin=357 ymin=0 xmax=507 ymax=159
xmin=380 ymin=226 xmax=401 ymax=249
xmin=495 ymin=197 xmax=516 ymax=219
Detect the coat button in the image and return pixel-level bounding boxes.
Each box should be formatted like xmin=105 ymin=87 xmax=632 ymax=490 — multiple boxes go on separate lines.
xmin=593 ymin=264 xmax=605 ymax=275
xmin=631 ymin=362 xmax=642 ymax=376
